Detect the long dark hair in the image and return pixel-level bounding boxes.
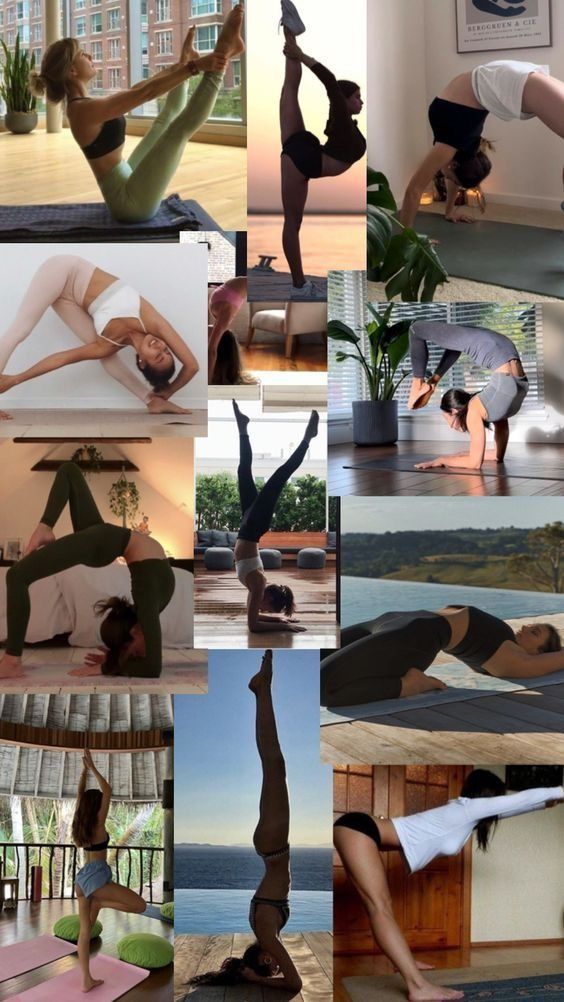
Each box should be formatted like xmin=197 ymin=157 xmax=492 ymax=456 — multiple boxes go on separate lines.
xmin=460 ymin=769 xmax=506 ymax=851
xmin=452 ymin=139 xmax=494 ymax=189
xmin=188 ymin=942 xmax=270 ymax=986
xmin=538 ymin=624 xmax=562 ymax=654
xmin=326 ymin=79 xmax=360 ymax=134
xmin=264 ymin=583 xmax=295 ymax=617
xmin=439 ymin=387 xmax=491 ymax=432
xmin=94 ymin=596 xmax=138 ymax=675
xmin=72 ymin=788 xmax=103 ymax=848
xmin=136 ymin=354 xmax=175 ymax=393
xmin=211 ymin=331 xmax=255 ymax=386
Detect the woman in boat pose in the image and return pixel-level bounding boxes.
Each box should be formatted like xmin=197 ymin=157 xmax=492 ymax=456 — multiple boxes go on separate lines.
xmin=73 ymin=749 xmax=146 ymax=994
xmin=0 ymin=254 xmax=200 ymax=419
xmin=321 ymin=605 xmax=562 ymax=707
xmin=0 ymin=463 xmax=174 ymax=680
xmin=335 ymin=770 xmax=564 ymax=1002
xmin=406 ymin=320 xmax=529 ymax=471
xmin=29 ymin=7 xmax=244 ymax=223
xmin=189 ymin=650 xmax=303 ymax=993
xmin=208 ymin=276 xmax=248 ymax=383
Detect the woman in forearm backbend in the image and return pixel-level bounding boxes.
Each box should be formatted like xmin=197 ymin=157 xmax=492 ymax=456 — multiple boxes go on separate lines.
xmin=208 ymin=276 xmax=247 ymax=383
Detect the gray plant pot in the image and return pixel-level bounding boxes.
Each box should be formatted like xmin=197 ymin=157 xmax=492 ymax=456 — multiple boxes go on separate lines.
xmin=5 ymin=110 xmax=38 ymax=134
xmin=352 ymin=399 xmax=398 ymax=446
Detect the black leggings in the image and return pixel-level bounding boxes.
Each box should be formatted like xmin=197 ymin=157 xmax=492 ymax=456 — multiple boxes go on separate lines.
xmin=237 ymin=432 xmax=310 ymax=543
xmin=320 ymin=611 xmax=451 ymax=707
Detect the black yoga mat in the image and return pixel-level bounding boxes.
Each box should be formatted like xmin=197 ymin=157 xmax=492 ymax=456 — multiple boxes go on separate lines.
xmin=343 ymin=451 xmax=564 ymax=480
xmin=416 ymin=212 xmax=564 ymax=299
xmin=0 ymin=194 xmax=221 ymax=242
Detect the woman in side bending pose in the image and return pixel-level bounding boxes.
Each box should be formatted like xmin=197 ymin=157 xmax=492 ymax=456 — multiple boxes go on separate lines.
xmin=28 ymin=6 xmax=244 ymax=223
xmin=406 ymin=320 xmax=529 ymax=471
xmin=73 ymin=749 xmax=146 ymax=994
xmin=233 ymin=400 xmax=318 ymax=634
xmin=208 ymin=276 xmax=248 ymax=383
xmin=189 ymin=650 xmax=303 ymax=993
xmin=0 ymin=254 xmax=200 ymax=419
xmin=320 ymin=605 xmax=562 ymax=708
xmin=400 ymin=60 xmax=563 ymax=228
xmin=278 ymin=2 xmax=365 ymax=298
xmin=335 ymin=770 xmax=563 ymax=1002
xmin=0 ymin=462 xmax=174 ymax=679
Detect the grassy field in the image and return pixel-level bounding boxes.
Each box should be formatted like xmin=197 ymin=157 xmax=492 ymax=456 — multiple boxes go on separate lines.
xmin=382 ymin=555 xmax=546 ymax=592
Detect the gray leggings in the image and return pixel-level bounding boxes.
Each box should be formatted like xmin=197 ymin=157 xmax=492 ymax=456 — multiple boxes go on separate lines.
xmin=478 ymin=372 xmax=529 ymax=422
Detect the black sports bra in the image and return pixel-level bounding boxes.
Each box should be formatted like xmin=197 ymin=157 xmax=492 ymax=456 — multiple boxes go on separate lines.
xmin=85 ymin=831 xmax=110 ymax=852
xmin=448 ymin=606 xmax=516 ymax=673
xmin=68 ymin=97 xmax=126 ymax=160
xmin=428 ymin=97 xmax=488 ymax=158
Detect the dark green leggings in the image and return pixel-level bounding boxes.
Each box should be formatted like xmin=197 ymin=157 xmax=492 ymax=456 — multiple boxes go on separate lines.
xmin=6 ymin=463 xmax=130 ymax=656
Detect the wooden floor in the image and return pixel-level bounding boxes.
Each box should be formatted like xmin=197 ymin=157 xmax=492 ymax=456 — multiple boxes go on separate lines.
xmin=0 ymin=409 xmax=207 ymax=440
xmin=0 ymin=898 xmax=172 ymax=1002
xmin=243 ymin=342 xmax=327 ymax=372
xmin=329 ymin=440 xmax=564 ymax=497
xmin=0 ymin=129 xmax=246 ymax=231
xmin=194 ymin=566 xmax=337 ymax=649
xmin=248 ymin=271 xmax=327 ymax=302
xmin=175 ymin=932 xmax=333 ymax=1002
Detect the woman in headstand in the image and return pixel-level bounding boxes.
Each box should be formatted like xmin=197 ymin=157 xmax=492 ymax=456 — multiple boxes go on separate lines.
xmin=28 ymin=6 xmax=244 ymax=223
xmin=0 ymin=462 xmax=174 ymax=679
xmin=73 ymin=749 xmax=146 ymax=994
xmin=406 ymin=321 xmax=529 ymax=471
xmin=188 ymin=650 xmax=303 ymax=994
xmin=335 ymin=770 xmax=563 ymax=1002
xmin=0 ymin=254 xmax=200 ymax=419
xmin=208 ymin=276 xmax=248 ymax=383
xmin=400 ymin=60 xmax=563 ymax=228
xmin=321 ymin=605 xmax=562 ymax=708
xmin=278 ymin=2 xmax=365 ymax=298
xmin=233 ymin=399 xmax=318 ymax=634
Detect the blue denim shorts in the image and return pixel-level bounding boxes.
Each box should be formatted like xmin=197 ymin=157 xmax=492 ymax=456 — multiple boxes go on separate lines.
xmin=76 ymin=861 xmax=112 ymax=899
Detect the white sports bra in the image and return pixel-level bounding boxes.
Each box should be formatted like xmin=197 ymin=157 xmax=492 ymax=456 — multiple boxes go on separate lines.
xmin=236 ymin=555 xmax=264 ymax=585
xmin=88 ymin=280 xmax=146 ymax=342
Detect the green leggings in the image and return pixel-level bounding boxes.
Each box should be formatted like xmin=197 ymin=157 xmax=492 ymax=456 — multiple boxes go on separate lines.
xmin=99 ymin=72 xmax=223 ymax=223
xmin=6 ymin=463 xmax=130 ymax=656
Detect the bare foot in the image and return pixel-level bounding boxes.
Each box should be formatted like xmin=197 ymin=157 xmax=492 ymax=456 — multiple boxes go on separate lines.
xmin=408 ymin=984 xmax=464 ymax=1001
xmin=82 ymin=977 xmax=104 ymax=993
xmin=24 ymin=522 xmax=55 ymax=556
xmin=249 ymin=650 xmax=273 ymax=692
xmin=408 ymin=378 xmax=434 ymax=410
xmin=0 ymin=410 xmax=12 ymax=420
xmin=401 ymin=668 xmax=447 ymax=699
xmin=180 ymin=25 xmax=197 ymax=64
xmin=416 ymin=962 xmax=436 ymax=971
xmin=304 ymin=409 xmax=319 ymax=442
xmin=215 ymin=3 xmax=245 ymax=60
xmin=0 ymin=654 xmax=26 ymax=679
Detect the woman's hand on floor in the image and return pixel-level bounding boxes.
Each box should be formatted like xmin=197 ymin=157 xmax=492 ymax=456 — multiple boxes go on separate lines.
xmin=147 ymin=395 xmax=192 ymax=415
xmin=445 ymin=212 xmax=475 ymax=224
xmin=415 ymin=458 xmax=445 ymax=470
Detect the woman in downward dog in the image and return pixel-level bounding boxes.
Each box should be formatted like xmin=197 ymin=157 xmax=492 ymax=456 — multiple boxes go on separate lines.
xmin=334 ymin=770 xmax=563 ymax=1002
xmin=73 ymin=749 xmax=146 ymax=994
xmin=208 ymin=276 xmax=247 ymax=383
xmin=233 ymin=400 xmax=318 ymax=634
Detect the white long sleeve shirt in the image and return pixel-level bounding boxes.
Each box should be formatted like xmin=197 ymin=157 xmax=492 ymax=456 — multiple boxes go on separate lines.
xmin=391 ymin=786 xmax=563 ymax=874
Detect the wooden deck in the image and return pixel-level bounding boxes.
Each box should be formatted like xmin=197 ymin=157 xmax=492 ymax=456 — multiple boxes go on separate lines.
xmin=0 ymin=898 xmax=172 ymax=1002
xmin=175 ymin=933 xmax=333 ymax=1002
xmin=194 ymin=566 xmax=337 ymax=649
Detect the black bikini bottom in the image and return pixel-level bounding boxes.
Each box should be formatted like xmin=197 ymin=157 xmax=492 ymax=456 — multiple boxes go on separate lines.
xmin=282 ymin=130 xmax=323 ymax=179
xmin=249 ymin=894 xmax=290 ymax=933
xmin=334 ymin=812 xmax=382 ymax=848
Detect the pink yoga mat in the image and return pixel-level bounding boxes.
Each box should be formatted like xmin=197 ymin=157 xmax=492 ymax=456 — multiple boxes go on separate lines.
xmin=0 ymin=935 xmax=76 ymax=982
xmin=10 ymin=953 xmax=150 ymax=1001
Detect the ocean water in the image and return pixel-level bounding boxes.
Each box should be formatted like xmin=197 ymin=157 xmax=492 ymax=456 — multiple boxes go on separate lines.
xmin=248 ymin=214 xmax=365 ymax=276
xmin=175 ymin=888 xmax=332 ymax=934
xmin=175 ymin=845 xmax=332 ymax=890
xmin=342 ymin=578 xmax=564 ymax=629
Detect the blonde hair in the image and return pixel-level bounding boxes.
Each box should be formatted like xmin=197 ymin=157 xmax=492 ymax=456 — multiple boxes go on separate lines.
xmin=29 ymin=37 xmax=80 ymax=104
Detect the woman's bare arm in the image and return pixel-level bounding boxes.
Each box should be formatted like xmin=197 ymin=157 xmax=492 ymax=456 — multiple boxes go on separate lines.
xmin=400 ymin=144 xmax=458 ymax=227
xmin=84 ymin=749 xmax=112 ymax=823
xmin=444 ymin=178 xmax=475 ymax=224
xmin=488 ymin=645 xmax=564 ymax=679
xmin=415 ymin=406 xmax=486 ymax=471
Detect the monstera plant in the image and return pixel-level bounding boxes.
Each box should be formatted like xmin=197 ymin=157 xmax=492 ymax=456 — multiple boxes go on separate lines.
xmin=0 ymin=34 xmax=37 ymax=134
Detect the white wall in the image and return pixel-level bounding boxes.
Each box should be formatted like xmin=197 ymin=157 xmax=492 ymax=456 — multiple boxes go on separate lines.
xmin=471 ymin=765 xmax=564 ymax=942
xmin=0 ymin=244 xmax=208 ymax=410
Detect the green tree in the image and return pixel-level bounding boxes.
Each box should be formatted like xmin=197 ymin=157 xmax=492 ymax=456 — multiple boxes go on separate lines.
xmin=196 ymin=473 xmax=241 ymax=529
xmin=508 ymin=522 xmax=564 ymax=593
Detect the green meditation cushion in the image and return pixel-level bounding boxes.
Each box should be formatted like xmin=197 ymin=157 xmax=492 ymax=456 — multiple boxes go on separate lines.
xmin=117 ymin=932 xmax=174 ymax=970
xmin=54 ymin=914 xmax=103 ymax=942
xmin=160 ymin=901 xmax=174 ymax=921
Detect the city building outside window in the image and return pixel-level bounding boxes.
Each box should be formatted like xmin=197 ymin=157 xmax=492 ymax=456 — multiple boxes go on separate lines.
xmin=91 ymin=40 xmax=103 ymax=60
xmin=109 ymin=36 xmax=121 ymax=58
xmin=107 ymin=7 xmax=120 ymax=31
xmin=75 ymin=15 xmax=86 ymax=35
xmin=156 ymin=29 xmax=172 ymax=56
xmin=31 ymin=0 xmax=40 ymax=17
xmin=16 ymin=2 xmax=29 ymax=22
xmin=191 ymin=0 xmax=221 ymax=15
xmin=195 ymin=23 xmax=219 ymax=51
xmin=31 ymin=20 xmax=41 ymax=39
xmin=108 ymin=66 xmax=121 ymax=88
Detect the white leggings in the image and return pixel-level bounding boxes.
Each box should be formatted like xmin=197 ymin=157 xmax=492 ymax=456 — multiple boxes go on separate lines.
xmin=0 ymin=254 xmax=149 ymax=402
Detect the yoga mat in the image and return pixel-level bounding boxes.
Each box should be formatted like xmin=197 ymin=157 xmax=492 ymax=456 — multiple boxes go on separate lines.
xmin=449 ymin=974 xmax=564 ymax=999
xmin=343 ymin=452 xmax=564 ymax=480
xmin=344 ymin=962 xmax=564 ymax=1002
xmin=415 ymin=212 xmax=564 ymax=299
xmin=0 ymin=195 xmax=221 ymax=242
xmin=0 ymin=935 xmax=76 ymax=983
xmin=10 ymin=954 xmax=150 ymax=1001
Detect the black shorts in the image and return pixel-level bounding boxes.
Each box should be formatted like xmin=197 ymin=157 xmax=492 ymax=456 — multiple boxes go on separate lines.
xmin=334 ymin=812 xmax=382 ymax=848
xmin=282 ymin=130 xmax=323 ymax=179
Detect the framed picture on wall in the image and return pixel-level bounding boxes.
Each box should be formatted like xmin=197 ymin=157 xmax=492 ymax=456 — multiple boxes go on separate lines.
xmin=456 ymin=0 xmax=552 ymax=53
xmin=4 ymin=539 xmax=22 ymax=562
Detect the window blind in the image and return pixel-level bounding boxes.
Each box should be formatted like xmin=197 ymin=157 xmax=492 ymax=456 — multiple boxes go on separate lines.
xmin=328 ymin=270 xmax=368 ymax=418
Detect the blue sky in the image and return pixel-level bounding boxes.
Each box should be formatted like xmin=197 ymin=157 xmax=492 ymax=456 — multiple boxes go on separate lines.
xmin=341 ymin=497 xmax=564 ymax=534
xmin=174 ymin=650 xmax=331 ymax=846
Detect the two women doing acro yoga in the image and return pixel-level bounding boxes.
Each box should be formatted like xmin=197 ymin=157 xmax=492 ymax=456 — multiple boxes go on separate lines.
xmin=208 ymin=277 xmax=247 ymax=384
xmin=29 ymin=7 xmax=244 ymax=223
xmin=233 ymin=400 xmax=319 ymax=634
xmin=73 ymin=749 xmax=146 ymax=993
xmin=321 ymin=605 xmax=563 ymax=707
xmin=406 ymin=321 xmax=528 ymax=471
xmin=0 ymin=254 xmax=200 ymax=420
xmin=401 ymin=60 xmax=564 ymax=228
xmin=189 ymin=651 xmax=303 ymax=994
xmin=279 ymin=1 xmax=365 ymax=298
xmin=334 ymin=771 xmax=564 ymax=1001
xmin=0 ymin=463 xmax=174 ymax=680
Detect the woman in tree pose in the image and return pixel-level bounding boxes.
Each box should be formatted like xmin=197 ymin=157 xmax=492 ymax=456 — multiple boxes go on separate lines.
xmin=208 ymin=276 xmax=248 ymax=383
xmin=321 ymin=605 xmax=562 ymax=707
xmin=278 ymin=1 xmax=365 ymax=298
xmin=400 ymin=60 xmax=563 ymax=228
xmin=233 ymin=399 xmax=318 ymax=634
xmin=0 ymin=254 xmax=200 ymax=419
xmin=189 ymin=650 xmax=303 ymax=993
xmin=334 ymin=770 xmax=563 ymax=1002
xmin=73 ymin=749 xmax=146 ymax=994
xmin=29 ymin=6 xmax=244 ymax=223
xmin=0 ymin=463 xmax=174 ymax=679
xmin=406 ymin=320 xmax=528 ymax=471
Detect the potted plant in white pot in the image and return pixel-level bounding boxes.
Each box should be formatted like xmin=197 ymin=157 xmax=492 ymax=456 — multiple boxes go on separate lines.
xmin=0 ymin=34 xmax=37 ymax=135
xmin=328 ymin=303 xmax=411 ymax=446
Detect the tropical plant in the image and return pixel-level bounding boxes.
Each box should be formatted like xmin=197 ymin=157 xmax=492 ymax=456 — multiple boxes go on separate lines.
xmin=328 ymin=303 xmax=411 ymax=401
xmin=109 ymin=472 xmax=140 ymax=528
xmin=367 ymin=168 xmax=448 ymax=302
xmin=0 ymin=35 xmax=36 ymax=113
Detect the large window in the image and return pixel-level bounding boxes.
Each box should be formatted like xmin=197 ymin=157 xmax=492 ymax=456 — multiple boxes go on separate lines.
xmin=75 ymin=15 xmax=86 ymax=35
xmin=108 ymin=66 xmax=121 ymax=88
xmin=191 ymin=0 xmax=222 ymax=14
xmin=195 ymin=23 xmax=218 ymax=51
xmin=89 ymin=11 xmax=102 ymax=32
xmin=108 ymin=36 xmax=120 ymax=59
xmin=155 ymin=29 xmax=172 ymax=56
xmin=31 ymin=20 xmax=41 ymax=39
xmin=154 ymin=0 xmax=170 ymax=22
xmin=31 ymin=0 xmax=40 ymax=17
xmin=91 ymin=40 xmax=102 ymax=60
xmin=107 ymin=7 xmax=120 ymax=30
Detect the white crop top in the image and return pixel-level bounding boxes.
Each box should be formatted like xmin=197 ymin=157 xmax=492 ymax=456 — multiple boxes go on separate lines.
xmin=88 ymin=280 xmax=145 ymax=340
xmin=392 ymin=786 xmax=563 ymax=874
xmin=235 ymin=555 xmax=264 ymax=585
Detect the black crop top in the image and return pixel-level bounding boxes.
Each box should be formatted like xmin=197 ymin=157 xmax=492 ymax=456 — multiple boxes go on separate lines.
xmin=68 ymin=96 xmax=126 ymax=160
xmin=428 ymin=96 xmax=488 ymax=158
xmin=448 ymin=606 xmax=516 ymax=673
xmin=310 ymin=61 xmax=366 ymax=166
xmin=85 ymin=831 xmax=110 ymax=852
